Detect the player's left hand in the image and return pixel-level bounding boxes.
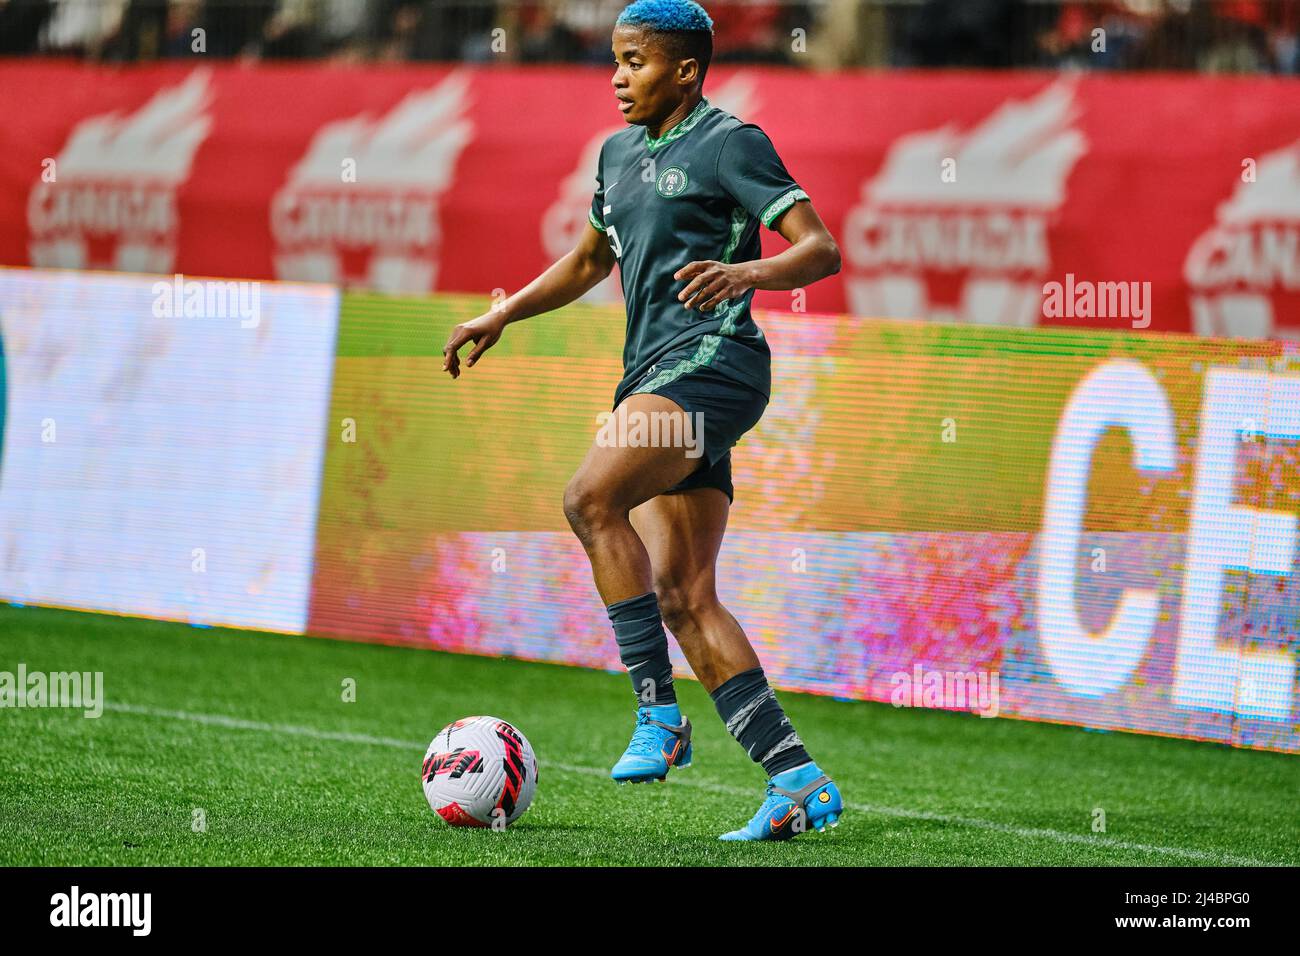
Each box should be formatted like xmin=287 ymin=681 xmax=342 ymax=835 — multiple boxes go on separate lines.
xmin=674 ymin=260 xmax=755 ymax=313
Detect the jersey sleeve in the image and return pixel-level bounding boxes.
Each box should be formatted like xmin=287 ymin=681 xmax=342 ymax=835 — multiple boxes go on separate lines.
xmin=716 ymin=124 xmax=809 ymax=230
xmin=588 ymin=141 xmax=608 ymax=233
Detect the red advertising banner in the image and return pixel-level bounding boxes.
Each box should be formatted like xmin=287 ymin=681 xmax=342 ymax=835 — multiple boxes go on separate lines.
xmin=2 ymin=61 xmax=1299 ymax=336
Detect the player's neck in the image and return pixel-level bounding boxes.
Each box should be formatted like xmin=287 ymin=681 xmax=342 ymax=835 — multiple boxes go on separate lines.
xmin=645 ymin=93 xmax=704 ymax=141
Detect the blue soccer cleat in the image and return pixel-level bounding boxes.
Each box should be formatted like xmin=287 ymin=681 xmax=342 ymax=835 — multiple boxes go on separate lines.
xmin=610 ymin=704 xmax=693 ymax=784
xmin=719 ymin=761 xmax=842 ymax=841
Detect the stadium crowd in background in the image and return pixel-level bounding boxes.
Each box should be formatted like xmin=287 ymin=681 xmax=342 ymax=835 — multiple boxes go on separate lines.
xmin=0 ymin=0 xmax=1297 ymax=71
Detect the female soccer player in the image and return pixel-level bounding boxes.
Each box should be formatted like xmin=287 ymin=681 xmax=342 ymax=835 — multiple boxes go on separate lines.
xmin=442 ymin=0 xmax=843 ymax=841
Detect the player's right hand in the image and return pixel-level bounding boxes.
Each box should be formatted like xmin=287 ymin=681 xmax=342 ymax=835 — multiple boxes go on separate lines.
xmin=443 ymin=311 xmax=507 ymax=379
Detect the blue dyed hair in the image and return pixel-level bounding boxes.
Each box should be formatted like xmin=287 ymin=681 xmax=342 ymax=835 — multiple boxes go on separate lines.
xmin=616 ymin=0 xmax=714 ymax=33
xmin=615 ymin=0 xmax=714 ymax=85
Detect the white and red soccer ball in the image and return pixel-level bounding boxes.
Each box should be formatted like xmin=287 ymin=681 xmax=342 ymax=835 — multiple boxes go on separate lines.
xmin=422 ymin=716 xmax=539 ymax=828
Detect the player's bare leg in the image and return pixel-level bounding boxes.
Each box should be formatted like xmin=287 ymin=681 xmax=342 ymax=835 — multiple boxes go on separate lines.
xmin=627 ymin=487 xmax=758 ymax=690
xmin=563 ymin=392 xmax=705 ymax=606
xmin=563 ymin=391 xmax=710 ymax=783
xmin=631 ymin=487 xmax=843 ymax=839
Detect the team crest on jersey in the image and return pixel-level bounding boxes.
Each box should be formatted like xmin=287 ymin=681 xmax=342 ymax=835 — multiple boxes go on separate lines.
xmin=656 ymin=166 xmax=689 ymax=198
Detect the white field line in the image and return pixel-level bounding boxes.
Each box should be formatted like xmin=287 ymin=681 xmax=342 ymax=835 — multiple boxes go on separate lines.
xmin=103 ymin=702 xmax=1274 ymax=866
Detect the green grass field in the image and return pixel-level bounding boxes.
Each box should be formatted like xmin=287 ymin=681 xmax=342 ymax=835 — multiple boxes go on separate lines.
xmin=1 ymin=602 xmax=1296 ymax=866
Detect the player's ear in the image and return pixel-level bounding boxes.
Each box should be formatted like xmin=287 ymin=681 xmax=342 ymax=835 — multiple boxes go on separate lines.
xmin=677 ymin=57 xmax=699 ymax=87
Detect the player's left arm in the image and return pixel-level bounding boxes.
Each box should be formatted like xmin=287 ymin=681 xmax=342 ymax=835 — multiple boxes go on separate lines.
xmin=750 ymin=199 xmax=840 ymax=289
xmin=676 ymin=126 xmax=840 ymax=312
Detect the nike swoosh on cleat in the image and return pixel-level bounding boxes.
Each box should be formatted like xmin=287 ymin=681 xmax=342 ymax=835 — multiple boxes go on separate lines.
xmin=769 ymin=806 xmax=799 ymax=832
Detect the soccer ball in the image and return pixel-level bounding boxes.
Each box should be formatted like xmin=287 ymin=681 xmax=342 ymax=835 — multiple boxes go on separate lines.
xmin=422 ymin=716 xmax=539 ymax=828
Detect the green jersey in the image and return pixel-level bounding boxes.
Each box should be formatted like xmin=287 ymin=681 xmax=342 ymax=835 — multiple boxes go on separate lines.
xmin=588 ymin=97 xmax=808 ymax=406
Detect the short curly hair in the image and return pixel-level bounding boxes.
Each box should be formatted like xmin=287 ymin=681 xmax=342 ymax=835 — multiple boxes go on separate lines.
xmin=615 ymin=0 xmax=715 ymax=85
xmin=616 ymin=0 xmax=714 ymax=33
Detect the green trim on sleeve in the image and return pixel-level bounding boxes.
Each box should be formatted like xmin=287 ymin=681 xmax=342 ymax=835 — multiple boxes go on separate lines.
xmin=588 ymin=208 xmax=607 ymax=233
xmin=759 ymin=188 xmax=809 ymax=229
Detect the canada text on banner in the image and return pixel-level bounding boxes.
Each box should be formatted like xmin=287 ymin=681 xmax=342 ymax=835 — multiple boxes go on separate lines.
xmin=1 ymin=63 xmax=1299 ymax=336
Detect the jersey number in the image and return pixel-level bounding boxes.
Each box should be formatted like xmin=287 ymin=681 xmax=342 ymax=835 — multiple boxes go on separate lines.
xmin=603 ymin=204 xmax=623 ymax=259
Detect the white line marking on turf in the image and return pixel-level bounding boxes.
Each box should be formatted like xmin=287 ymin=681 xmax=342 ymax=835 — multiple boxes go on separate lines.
xmin=103 ymin=702 xmax=1274 ymax=866
xmin=107 ymin=702 xmax=420 ymax=749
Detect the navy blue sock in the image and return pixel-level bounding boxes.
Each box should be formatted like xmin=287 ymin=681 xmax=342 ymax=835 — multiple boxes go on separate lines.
xmin=606 ymin=591 xmax=676 ymax=706
xmin=711 ymin=666 xmax=811 ymax=777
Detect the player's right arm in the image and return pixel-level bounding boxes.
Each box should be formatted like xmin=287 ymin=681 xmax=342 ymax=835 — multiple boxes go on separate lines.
xmin=442 ymin=221 xmax=616 ymax=379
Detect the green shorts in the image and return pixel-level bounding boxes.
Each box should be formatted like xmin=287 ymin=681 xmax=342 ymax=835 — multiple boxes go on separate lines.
xmin=613 ymin=359 xmax=768 ymax=505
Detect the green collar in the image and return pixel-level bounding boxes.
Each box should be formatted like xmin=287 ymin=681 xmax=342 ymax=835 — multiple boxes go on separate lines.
xmin=644 ymin=97 xmax=712 ymax=152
